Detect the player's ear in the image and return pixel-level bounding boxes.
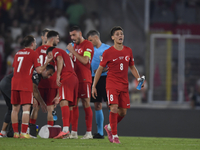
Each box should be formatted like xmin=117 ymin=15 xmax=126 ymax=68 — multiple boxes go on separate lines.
xmin=111 ymin=36 xmax=114 ymax=40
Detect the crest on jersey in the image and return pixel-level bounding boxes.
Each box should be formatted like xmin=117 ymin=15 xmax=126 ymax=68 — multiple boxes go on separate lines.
xmin=125 ymin=56 xmax=130 ymax=62
xmin=77 ymin=48 xmax=83 ymax=54
xmin=37 ymin=58 xmax=40 ymax=63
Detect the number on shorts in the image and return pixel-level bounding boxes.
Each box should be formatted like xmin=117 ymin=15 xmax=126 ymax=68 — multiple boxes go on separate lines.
xmin=110 ymin=94 xmax=114 ymax=101
xmin=17 ymin=57 xmax=24 ymax=72
xmin=120 ymin=63 xmax=123 ymax=70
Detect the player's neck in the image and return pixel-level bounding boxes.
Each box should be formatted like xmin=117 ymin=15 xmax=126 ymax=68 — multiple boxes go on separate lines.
xmin=96 ymin=41 xmax=102 ymax=48
xmin=79 ymin=37 xmax=85 ymax=44
xmin=113 ymin=43 xmax=123 ymax=50
xmin=24 ymin=47 xmax=33 ymax=50
xmin=46 ymin=41 xmax=53 ymax=46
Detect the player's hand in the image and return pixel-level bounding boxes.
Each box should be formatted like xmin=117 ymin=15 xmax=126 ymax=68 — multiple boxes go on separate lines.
xmin=33 ymin=98 xmax=39 ymax=109
xmin=56 ymin=75 xmax=61 ymax=87
xmin=47 ymin=52 xmax=53 ymax=63
xmin=69 ymin=52 xmax=73 ymax=58
xmin=92 ymin=86 xmax=97 ymax=99
xmin=52 ymin=96 xmax=60 ymax=108
xmin=66 ymin=43 xmax=74 ymax=53
xmin=40 ymin=101 xmax=47 ymax=113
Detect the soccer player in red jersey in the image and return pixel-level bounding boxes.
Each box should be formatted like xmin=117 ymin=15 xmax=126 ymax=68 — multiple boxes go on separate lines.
xmin=67 ymin=26 xmax=94 ymax=139
xmin=92 ymin=26 xmax=144 ymax=143
xmin=46 ymin=43 xmax=79 ymax=139
xmin=29 ymin=29 xmax=59 ymax=129
xmin=11 ymin=35 xmax=52 ymax=138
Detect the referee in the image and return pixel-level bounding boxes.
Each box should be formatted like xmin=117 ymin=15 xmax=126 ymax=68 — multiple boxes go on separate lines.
xmin=86 ymin=30 xmax=110 ymax=139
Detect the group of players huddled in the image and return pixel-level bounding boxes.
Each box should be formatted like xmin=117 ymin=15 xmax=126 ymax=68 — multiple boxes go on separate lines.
xmin=0 ymin=26 xmax=143 ymax=144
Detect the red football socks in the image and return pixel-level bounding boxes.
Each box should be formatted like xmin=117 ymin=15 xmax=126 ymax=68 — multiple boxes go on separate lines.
xmin=109 ymin=112 xmax=118 ymax=135
xmin=12 ymin=123 xmax=19 ymax=133
xmin=47 ymin=121 xmax=54 ymax=126
xmin=29 ymin=119 xmax=36 ymax=124
xmin=61 ymin=106 xmax=70 ymax=127
xmin=84 ymin=107 xmax=93 ymax=131
xmin=21 ymin=123 xmax=28 ymax=133
xmin=117 ymin=113 xmax=124 ymax=123
xmin=69 ymin=109 xmax=73 ymax=126
xmin=72 ymin=106 xmax=79 ymax=131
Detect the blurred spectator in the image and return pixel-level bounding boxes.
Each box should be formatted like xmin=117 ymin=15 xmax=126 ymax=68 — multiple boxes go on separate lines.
xmin=83 ymin=11 xmax=100 ymax=37
xmin=65 ymin=0 xmax=85 ymax=27
xmin=54 ymin=9 xmax=69 ymax=38
xmin=10 ymin=19 xmax=22 ymax=41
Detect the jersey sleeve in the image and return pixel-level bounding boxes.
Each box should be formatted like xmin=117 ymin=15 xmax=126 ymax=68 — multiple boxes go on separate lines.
xmin=33 ymin=51 xmax=41 ymax=68
xmin=53 ymin=50 xmax=62 ymax=60
xmin=129 ymin=49 xmax=135 ymax=66
xmin=83 ymin=42 xmax=93 ymax=59
xmin=100 ymin=50 xmax=108 ymax=67
xmin=12 ymin=55 xmax=17 ymax=68
xmin=32 ymin=70 xmax=40 ymax=86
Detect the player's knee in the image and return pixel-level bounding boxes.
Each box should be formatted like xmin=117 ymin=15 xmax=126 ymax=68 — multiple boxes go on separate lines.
xmin=118 ymin=111 xmax=126 ymax=117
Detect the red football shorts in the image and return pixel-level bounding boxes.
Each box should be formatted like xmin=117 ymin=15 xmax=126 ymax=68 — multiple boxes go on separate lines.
xmin=78 ymin=82 xmax=91 ymax=99
xmin=59 ymin=75 xmax=79 ymax=106
xmin=11 ymin=90 xmax=33 ymax=105
xmin=106 ymin=88 xmax=131 ymax=109
xmin=38 ymin=88 xmax=57 ymax=106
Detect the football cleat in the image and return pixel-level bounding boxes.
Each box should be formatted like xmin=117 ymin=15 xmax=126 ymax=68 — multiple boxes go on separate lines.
xmin=13 ymin=132 xmax=20 ymax=138
xmin=113 ymin=137 xmax=121 ymax=144
xmin=93 ymin=133 xmax=104 ymax=139
xmin=104 ymin=125 xmax=113 ymax=143
xmin=0 ymin=132 xmax=6 ymax=138
xmin=81 ymin=133 xmax=93 ymax=139
xmin=54 ymin=131 xmax=70 ymax=139
xmin=69 ymin=132 xmax=78 ymax=139
xmin=20 ymin=133 xmax=32 ymax=139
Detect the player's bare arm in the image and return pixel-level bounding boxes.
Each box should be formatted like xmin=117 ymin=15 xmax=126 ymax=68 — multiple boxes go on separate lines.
xmin=52 ymin=89 xmax=59 ymax=108
xmin=35 ymin=54 xmax=53 ymax=74
xmin=66 ymin=43 xmax=90 ymax=65
xmin=33 ymin=83 xmax=47 ymax=113
xmin=129 ymin=65 xmax=144 ymax=87
xmin=92 ymin=65 xmax=104 ymax=99
xmin=56 ymin=55 xmax=63 ymax=87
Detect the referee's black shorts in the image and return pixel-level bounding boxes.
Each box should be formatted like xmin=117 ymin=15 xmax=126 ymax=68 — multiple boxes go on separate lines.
xmin=91 ymin=76 xmax=108 ymax=103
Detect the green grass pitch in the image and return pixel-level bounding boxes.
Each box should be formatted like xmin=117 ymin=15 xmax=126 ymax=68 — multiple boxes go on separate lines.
xmin=0 ymin=136 xmax=200 ymax=150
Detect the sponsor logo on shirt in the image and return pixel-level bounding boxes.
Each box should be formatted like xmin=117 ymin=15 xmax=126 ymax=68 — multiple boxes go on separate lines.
xmin=119 ymin=56 xmax=124 ymax=60
xmin=37 ymin=58 xmax=40 ymax=63
xmin=113 ymin=58 xmax=118 ymax=61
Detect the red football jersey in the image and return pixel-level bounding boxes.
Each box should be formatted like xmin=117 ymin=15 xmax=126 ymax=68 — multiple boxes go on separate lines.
xmin=100 ymin=46 xmax=134 ymax=92
xmin=73 ymin=40 xmax=94 ymax=83
xmin=52 ymin=48 xmax=77 ymax=80
xmin=12 ymin=48 xmax=41 ymax=91
xmin=35 ymin=45 xmax=58 ymax=89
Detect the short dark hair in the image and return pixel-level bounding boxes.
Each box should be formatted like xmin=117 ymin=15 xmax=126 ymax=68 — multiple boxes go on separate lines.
xmin=41 ymin=28 xmax=50 ymax=36
xmin=110 ymin=26 xmax=123 ymax=36
xmin=46 ymin=64 xmax=55 ymax=72
xmin=69 ymin=26 xmax=81 ymax=32
xmin=22 ymin=35 xmax=35 ymax=47
xmin=86 ymin=30 xmax=100 ymax=39
xmin=47 ymin=30 xmax=59 ymax=39
xmin=46 ymin=46 xmax=55 ymax=55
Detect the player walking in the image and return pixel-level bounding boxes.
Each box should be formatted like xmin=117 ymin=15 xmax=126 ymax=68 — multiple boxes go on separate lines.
xmin=92 ymin=26 xmax=144 ymax=143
